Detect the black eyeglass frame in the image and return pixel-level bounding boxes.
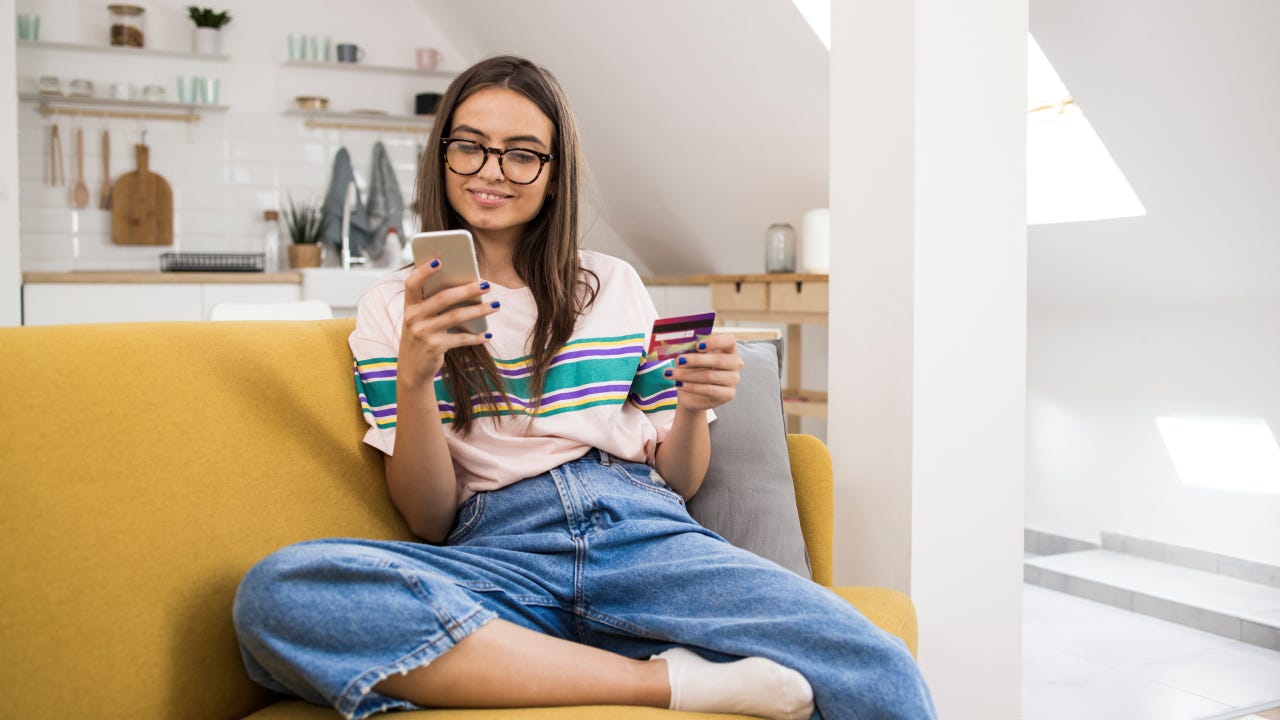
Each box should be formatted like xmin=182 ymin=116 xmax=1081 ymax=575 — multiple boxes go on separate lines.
xmin=440 ymin=138 xmax=556 ymax=185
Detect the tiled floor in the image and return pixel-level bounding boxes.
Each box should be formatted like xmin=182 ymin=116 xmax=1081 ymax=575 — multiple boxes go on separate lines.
xmin=1023 ymin=583 xmax=1280 ymax=720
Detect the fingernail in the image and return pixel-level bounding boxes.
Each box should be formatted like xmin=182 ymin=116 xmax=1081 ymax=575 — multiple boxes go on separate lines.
xmin=697 ymin=341 xmax=707 ymax=351
xmin=490 ymin=301 xmax=501 ymax=309
xmin=664 ymin=369 xmax=673 ymax=378
xmin=430 ymin=259 xmax=440 ymax=268
xmin=484 ymin=332 xmax=493 ymax=339
xmin=479 ymin=281 xmax=490 ymax=290
xmin=677 ymin=357 xmax=687 ymax=365
xmin=675 ymin=381 xmax=684 ymax=387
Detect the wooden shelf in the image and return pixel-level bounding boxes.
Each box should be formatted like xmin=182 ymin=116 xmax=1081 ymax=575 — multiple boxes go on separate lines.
xmin=17 ymin=39 xmax=229 ymax=62
xmin=283 ymin=109 xmax=433 ymax=134
xmin=282 ymin=60 xmax=454 ymax=79
xmin=21 ymin=94 xmax=228 ymax=113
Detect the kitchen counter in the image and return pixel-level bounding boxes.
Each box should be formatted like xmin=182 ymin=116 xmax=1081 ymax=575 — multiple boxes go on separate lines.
xmin=24 ymin=272 xmax=303 ymax=284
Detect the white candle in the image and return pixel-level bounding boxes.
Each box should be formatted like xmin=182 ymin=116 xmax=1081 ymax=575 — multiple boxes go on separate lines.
xmin=801 ymin=207 xmax=830 ymax=273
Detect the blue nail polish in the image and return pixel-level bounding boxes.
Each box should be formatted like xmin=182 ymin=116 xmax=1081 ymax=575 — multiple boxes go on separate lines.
xmin=490 ymin=301 xmax=501 ymax=309
xmin=429 ymin=259 xmax=440 ymax=268
xmin=664 ymin=369 xmax=673 ymax=378
xmin=697 ymin=341 xmax=707 ymax=351
xmin=675 ymin=381 xmax=684 ymax=387
xmin=677 ymin=357 xmax=687 ymax=365
xmin=479 ymin=281 xmax=490 ymax=290
xmin=484 ymin=332 xmax=493 ymax=339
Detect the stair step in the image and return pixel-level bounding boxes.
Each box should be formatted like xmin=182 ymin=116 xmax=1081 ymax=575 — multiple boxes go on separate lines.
xmin=1025 ymin=549 xmax=1280 ymax=651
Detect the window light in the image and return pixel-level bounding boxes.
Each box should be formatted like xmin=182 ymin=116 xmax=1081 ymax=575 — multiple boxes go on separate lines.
xmin=1156 ymin=417 xmax=1280 ymax=496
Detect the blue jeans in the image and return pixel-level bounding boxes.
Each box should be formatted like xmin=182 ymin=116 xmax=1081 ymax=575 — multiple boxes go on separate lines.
xmin=233 ymin=450 xmax=936 ymax=720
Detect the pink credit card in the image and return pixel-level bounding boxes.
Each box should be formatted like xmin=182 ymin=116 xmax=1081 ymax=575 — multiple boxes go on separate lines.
xmin=647 ymin=312 xmax=716 ymax=362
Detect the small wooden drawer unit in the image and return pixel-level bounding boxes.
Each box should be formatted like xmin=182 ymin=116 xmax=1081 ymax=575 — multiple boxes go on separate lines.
xmin=710 ymin=281 xmax=769 ymax=311
xmin=768 ymin=280 xmax=828 ymax=314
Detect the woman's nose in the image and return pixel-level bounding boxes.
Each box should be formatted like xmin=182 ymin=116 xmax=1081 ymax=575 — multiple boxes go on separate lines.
xmin=477 ymin=151 xmax=505 ymax=181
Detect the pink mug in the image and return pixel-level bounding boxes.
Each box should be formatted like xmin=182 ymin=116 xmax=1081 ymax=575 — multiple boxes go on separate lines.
xmin=416 ymin=48 xmax=441 ymax=71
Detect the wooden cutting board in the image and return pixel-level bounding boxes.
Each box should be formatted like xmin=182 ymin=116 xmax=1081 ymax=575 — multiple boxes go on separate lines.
xmin=111 ymin=144 xmax=173 ymax=245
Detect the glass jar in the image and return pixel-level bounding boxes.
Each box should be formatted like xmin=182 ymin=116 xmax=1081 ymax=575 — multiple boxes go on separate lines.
xmin=764 ymin=222 xmax=797 ymax=273
xmin=108 ymin=4 xmax=146 ymax=48
xmin=262 ymin=210 xmax=281 ymax=272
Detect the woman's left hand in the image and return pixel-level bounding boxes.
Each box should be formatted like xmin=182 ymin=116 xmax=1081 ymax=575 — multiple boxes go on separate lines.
xmin=666 ymin=333 xmax=743 ymax=414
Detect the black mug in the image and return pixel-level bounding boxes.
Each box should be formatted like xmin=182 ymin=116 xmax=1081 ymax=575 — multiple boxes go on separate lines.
xmin=336 ymin=43 xmax=364 ymax=63
xmin=415 ymin=92 xmax=442 ymax=116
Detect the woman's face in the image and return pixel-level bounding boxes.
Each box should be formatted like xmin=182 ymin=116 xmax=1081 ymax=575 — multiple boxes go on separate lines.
xmin=444 ymin=86 xmax=556 ymax=243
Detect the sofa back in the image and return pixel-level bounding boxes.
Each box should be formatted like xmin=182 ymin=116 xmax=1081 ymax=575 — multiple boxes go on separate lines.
xmin=0 ymin=319 xmax=413 ymax=719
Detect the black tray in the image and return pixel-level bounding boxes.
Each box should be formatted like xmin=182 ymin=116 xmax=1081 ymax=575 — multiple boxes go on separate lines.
xmin=160 ymin=253 xmax=265 ymax=272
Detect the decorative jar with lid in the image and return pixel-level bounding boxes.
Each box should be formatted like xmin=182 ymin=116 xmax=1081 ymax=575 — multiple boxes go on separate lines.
xmin=108 ymin=4 xmax=146 ymax=48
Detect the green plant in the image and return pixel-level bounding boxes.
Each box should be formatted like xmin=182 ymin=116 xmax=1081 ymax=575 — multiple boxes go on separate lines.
xmin=282 ymin=196 xmax=327 ymax=245
xmin=187 ymin=6 xmax=232 ymax=29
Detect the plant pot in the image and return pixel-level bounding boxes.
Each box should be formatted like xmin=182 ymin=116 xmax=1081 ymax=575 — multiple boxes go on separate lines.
xmin=288 ymin=244 xmax=322 ymax=268
xmin=193 ymin=26 xmax=221 ymax=55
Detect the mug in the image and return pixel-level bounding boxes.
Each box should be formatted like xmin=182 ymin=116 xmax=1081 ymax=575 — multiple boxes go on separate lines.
xmin=142 ymin=84 xmax=166 ymax=102
xmin=335 ymin=43 xmax=364 ymax=63
xmin=415 ymin=47 xmax=440 ymax=71
xmin=68 ymin=79 xmax=95 ymax=98
xmin=111 ymin=82 xmax=135 ymax=100
xmin=18 ymin=14 xmax=40 ymax=41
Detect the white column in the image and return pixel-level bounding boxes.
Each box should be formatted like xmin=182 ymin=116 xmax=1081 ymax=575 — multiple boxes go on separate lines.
xmin=830 ymin=1 xmax=1027 ymax=718
xmin=0 ymin=0 xmax=21 ymax=327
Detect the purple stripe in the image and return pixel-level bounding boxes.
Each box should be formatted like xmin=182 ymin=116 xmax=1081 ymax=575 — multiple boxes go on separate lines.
xmin=358 ymin=395 xmax=398 ymax=417
xmin=633 ymin=388 xmax=679 ymax=405
xmin=357 ymin=368 xmax=397 ymax=380
xmin=553 ymin=346 xmax=642 ymax=363
xmin=540 ymin=383 xmax=631 ymax=405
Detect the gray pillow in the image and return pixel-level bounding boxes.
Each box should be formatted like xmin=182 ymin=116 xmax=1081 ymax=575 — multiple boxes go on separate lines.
xmin=686 ymin=339 xmax=811 ymax=578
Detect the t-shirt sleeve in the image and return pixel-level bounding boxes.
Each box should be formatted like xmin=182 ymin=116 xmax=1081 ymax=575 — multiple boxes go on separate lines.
xmin=348 ymin=283 xmax=402 ymax=456
xmin=623 ymin=264 xmax=681 ymax=443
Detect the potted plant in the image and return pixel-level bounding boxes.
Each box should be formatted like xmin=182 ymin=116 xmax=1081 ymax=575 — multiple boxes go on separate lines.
xmin=187 ymin=6 xmax=231 ymax=55
xmin=282 ymin=196 xmax=327 ymax=268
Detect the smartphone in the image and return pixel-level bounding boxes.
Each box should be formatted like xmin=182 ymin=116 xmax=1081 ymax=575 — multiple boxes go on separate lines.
xmin=410 ymin=229 xmax=488 ymax=334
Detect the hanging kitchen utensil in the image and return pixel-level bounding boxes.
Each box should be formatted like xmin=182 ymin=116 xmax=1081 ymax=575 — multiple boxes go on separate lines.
xmin=99 ymin=129 xmax=113 ymax=209
xmin=72 ymin=128 xmax=90 ymax=209
xmin=111 ymin=139 xmax=173 ymax=245
xmin=48 ymin=123 xmax=64 ymax=187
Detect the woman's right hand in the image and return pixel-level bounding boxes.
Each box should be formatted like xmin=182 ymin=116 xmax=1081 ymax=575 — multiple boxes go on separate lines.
xmin=397 ymin=259 xmax=500 ymax=389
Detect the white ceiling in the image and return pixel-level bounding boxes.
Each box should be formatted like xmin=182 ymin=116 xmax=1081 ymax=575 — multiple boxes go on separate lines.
xmin=419 ymin=0 xmax=829 ymax=276
xmin=1029 ymin=0 xmax=1280 ymax=305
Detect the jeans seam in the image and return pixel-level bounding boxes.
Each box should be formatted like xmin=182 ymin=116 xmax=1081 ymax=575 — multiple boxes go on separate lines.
xmin=445 ymin=493 xmax=487 ymax=545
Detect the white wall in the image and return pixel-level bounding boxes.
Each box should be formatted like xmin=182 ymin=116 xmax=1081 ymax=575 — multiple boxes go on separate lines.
xmin=1026 ymin=0 xmax=1280 ymax=566
xmin=1 ymin=1 xmax=21 ymax=326
xmin=832 ymin=1 xmax=1026 ymax=717
xmin=13 ymin=0 xmax=464 ymax=272
xmin=1028 ymin=300 xmax=1280 ymax=566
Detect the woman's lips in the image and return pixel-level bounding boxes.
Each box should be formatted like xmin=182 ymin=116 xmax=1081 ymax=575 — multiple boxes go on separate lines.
xmin=468 ymin=188 xmax=513 ymax=208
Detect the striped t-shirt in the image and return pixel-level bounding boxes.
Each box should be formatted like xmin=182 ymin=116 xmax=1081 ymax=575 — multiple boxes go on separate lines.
xmin=349 ymin=250 xmax=684 ymax=504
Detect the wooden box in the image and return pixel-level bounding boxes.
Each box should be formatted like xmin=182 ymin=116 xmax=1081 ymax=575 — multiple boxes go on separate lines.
xmin=710 ymin=281 xmax=768 ymax=312
xmin=768 ymin=281 xmax=828 ymax=314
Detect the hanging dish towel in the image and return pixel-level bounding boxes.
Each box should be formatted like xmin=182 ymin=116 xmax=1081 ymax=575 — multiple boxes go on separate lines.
xmin=365 ymin=141 xmax=405 ymax=256
xmin=321 ymin=147 xmax=373 ymax=258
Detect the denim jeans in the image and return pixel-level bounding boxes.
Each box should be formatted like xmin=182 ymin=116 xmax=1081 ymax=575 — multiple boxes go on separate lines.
xmin=233 ymin=449 xmax=937 ymax=720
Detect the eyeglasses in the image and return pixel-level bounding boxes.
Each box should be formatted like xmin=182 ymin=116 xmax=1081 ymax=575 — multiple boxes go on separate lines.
xmin=441 ymin=138 xmax=555 ymax=185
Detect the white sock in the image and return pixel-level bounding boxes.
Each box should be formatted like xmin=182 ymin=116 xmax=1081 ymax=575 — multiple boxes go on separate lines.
xmin=652 ymin=646 xmax=814 ymax=720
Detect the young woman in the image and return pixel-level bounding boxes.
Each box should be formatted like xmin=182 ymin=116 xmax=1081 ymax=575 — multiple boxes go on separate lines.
xmin=234 ymin=55 xmax=936 ymax=720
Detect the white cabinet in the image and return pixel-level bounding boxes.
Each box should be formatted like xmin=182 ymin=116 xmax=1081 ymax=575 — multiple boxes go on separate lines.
xmin=23 ymin=281 xmax=302 ymax=325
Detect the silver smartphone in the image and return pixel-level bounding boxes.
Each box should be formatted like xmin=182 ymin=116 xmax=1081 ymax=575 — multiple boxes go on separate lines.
xmin=410 ymin=229 xmax=488 ymax=334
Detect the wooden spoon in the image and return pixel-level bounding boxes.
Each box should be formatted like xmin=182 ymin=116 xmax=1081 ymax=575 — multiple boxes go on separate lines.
xmin=99 ymin=129 xmax=112 ymax=209
xmin=72 ymin=127 xmax=90 ymax=209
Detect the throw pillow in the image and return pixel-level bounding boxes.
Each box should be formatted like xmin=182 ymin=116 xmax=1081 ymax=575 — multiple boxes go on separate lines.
xmin=686 ymin=339 xmax=811 ymax=578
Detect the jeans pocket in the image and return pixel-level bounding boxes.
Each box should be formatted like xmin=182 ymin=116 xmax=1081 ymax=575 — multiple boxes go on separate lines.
xmin=615 ymin=464 xmax=685 ymax=506
xmin=445 ymin=492 xmax=487 ymax=545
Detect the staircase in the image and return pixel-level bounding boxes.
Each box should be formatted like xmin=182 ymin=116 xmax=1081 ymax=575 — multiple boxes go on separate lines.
xmin=1024 ymin=531 xmax=1280 ymax=652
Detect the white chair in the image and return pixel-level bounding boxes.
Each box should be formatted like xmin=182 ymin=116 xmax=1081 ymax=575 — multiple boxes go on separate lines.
xmin=208 ymin=300 xmax=334 ymax=321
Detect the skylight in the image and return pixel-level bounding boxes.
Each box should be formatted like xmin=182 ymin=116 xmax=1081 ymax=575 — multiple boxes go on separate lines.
xmin=1026 ymin=35 xmax=1145 ymax=225
xmin=793 ymin=1 xmax=1145 ymax=225
xmin=1157 ymin=417 xmax=1280 ymax=496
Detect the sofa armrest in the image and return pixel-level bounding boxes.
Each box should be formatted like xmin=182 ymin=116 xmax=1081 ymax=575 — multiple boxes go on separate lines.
xmin=786 ymin=433 xmax=834 ymax=587
xmin=831 ymin=586 xmax=919 ymax=659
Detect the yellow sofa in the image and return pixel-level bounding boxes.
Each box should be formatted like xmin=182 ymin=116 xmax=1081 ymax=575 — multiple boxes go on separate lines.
xmin=0 ymin=319 xmax=916 ymax=720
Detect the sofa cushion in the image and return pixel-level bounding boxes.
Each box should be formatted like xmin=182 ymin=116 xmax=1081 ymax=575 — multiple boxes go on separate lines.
xmin=686 ymin=340 xmax=811 ymax=578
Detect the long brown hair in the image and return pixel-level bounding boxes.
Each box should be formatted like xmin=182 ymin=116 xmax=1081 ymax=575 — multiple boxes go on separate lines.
xmin=413 ymin=55 xmax=599 ymax=435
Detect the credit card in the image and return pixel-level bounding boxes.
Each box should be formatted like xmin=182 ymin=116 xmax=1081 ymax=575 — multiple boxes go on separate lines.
xmin=647 ymin=312 xmax=716 ymax=362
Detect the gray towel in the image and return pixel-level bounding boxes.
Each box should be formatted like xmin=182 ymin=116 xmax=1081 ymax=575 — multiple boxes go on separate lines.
xmin=321 ymin=147 xmax=372 ymax=257
xmin=365 ymin=141 xmax=405 ymax=253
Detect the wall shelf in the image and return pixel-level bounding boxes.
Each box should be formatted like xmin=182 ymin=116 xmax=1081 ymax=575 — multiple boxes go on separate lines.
xmin=281 ymin=59 xmax=453 ymax=79
xmin=20 ymin=94 xmax=226 ymax=123
xmin=283 ymin=109 xmax=433 ymax=134
xmin=17 ymin=39 xmax=229 ymax=62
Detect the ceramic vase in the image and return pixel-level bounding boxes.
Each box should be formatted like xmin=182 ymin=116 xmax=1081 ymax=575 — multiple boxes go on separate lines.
xmin=193 ymin=27 xmax=221 ymax=55
xmin=288 ymin=244 xmax=322 ymax=268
